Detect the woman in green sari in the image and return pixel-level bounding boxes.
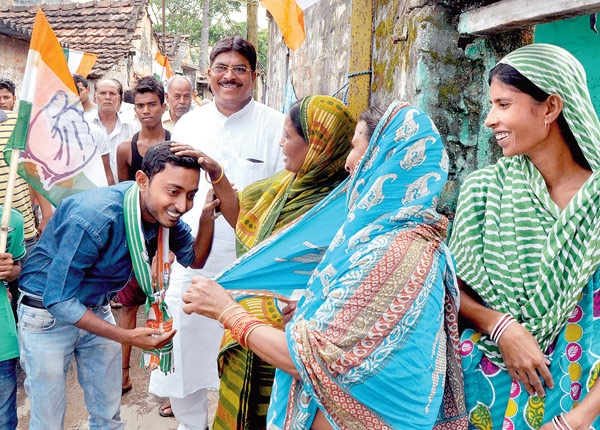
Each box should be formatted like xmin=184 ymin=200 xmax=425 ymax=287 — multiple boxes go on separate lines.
xmin=449 ymin=44 xmax=600 ymax=430
xmin=175 ymin=95 xmax=355 ymax=429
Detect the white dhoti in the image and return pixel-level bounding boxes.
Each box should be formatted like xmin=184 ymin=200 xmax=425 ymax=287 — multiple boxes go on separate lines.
xmin=149 ymin=262 xmax=224 ymax=429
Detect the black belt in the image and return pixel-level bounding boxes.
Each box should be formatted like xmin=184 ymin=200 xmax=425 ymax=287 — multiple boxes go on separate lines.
xmin=21 ymin=295 xmax=45 ymax=309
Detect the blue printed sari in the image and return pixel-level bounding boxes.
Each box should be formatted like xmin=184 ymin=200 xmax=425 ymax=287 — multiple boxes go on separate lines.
xmin=217 ymin=101 xmax=468 ymax=429
xmin=460 ymin=273 xmax=600 ymax=430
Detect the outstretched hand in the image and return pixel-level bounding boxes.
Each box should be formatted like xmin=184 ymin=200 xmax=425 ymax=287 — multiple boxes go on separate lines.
xmin=126 ymin=326 xmax=177 ymax=350
xmin=497 ymin=321 xmax=554 ymax=397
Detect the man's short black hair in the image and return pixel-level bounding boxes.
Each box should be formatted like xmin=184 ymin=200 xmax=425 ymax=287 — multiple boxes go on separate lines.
xmin=209 ymin=36 xmax=256 ymax=71
xmin=134 ymin=76 xmax=165 ymax=104
xmin=141 ymin=141 xmax=200 ymax=180
xmin=72 ymin=74 xmax=89 ymax=90
xmin=123 ymin=89 xmax=135 ymax=104
xmin=0 ymin=78 xmax=16 ymax=96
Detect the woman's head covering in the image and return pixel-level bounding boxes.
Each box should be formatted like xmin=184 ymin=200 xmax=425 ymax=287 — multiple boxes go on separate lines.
xmin=236 ymin=95 xmax=355 ymax=255
xmin=450 ymin=44 xmax=600 ymax=367
xmin=498 ymin=43 xmax=600 ymax=170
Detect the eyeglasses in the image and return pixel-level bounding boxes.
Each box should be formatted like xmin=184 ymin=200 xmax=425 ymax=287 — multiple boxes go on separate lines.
xmin=210 ymin=65 xmax=253 ymax=76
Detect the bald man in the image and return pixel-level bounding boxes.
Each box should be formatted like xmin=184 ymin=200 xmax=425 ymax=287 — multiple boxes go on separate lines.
xmin=162 ymin=76 xmax=193 ymax=132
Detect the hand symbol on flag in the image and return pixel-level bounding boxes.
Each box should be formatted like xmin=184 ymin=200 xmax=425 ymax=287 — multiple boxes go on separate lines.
xmin=25 ymin=91 xmax=97 ymax=188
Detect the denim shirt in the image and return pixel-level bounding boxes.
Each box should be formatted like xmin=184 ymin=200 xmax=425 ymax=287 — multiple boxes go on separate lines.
xmin=19 ymin=181 xmax=195 ymax=324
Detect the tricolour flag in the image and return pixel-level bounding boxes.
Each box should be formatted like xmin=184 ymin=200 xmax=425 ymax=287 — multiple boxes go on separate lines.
xmin=63 ymin=48 xmax=98 ymax=78
xmin=260 ymin=0 xmax=319 ymax=51
xmin=4 ymin=9 xmax=107 ymax=207
xmin=153 ymin=52 xmax=174 ymax=86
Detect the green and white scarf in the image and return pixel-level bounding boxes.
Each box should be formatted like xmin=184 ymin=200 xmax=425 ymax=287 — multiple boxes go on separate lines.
xmin=124 ymin=183 xmax=174 ymax=373
xmin=449 ymin=44 xmax=600 ymax=368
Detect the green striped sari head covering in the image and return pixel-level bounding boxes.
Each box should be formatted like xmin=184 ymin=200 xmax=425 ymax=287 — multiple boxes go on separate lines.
xmin=449 ymin=44 xmax=600 ymax=368
xmin=499 ymin=43 xmax=600 ymax=170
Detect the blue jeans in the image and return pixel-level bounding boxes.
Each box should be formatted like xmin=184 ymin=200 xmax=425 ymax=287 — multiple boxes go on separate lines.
xmin=17 ymin=301 xmax=123 ymax=430
xmin=0 ymin=357 xmax=17 ymax=430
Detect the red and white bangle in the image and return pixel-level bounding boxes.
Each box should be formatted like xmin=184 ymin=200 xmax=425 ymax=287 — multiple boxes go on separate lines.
xmin=552 ymin=413 xmax=574 ymax=430
xmin=229 ymin=312 xmax=267 ymax=348
xmin=490 ymin=313 xmax=516 ymax=344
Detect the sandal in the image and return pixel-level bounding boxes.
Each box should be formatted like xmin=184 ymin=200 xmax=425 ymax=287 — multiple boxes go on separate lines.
xmin=158 ymin=401 xmax=174 ymax=418
xmin=110 ymin=298 xmax=122 ymax=309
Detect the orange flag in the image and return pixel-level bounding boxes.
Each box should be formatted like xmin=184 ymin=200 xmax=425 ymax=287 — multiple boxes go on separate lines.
xmin=261 ymin=0 xmax=319 ymax=51
xmin=153 ymin=52 xmax=174 ymax=85
xmin=5 ymin=9 xmax=107 ymax=206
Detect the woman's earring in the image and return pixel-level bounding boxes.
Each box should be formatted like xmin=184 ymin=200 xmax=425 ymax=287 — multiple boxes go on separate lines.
xmin=544 ymin=121 xmax=549 ymax=130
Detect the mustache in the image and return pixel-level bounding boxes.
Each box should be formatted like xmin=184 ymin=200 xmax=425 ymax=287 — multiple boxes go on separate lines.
xmin=218 ymin=79 xmax=242 ymax=86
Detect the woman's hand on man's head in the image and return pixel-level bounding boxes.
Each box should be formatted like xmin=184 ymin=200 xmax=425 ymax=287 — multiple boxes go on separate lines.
xmin=170 ymin=143 xmax=221 ymax=177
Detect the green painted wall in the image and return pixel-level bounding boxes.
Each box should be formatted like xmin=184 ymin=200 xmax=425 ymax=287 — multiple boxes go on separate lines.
xmin=535 ymin=15 xmax=600 ymax=114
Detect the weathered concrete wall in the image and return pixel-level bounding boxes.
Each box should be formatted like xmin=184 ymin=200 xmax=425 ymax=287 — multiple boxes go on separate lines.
xmin=0 ymin=33 xmax=28 ymax=108
xmin=370 ymin=0 xmax=531 ymax=217
xmin=131 ymin=10 xmax=158 ymax=84
xmin=266 ymin=0 xmax=531 ymax=218
xmin=266 ymin=0 xmax=352 ymax=111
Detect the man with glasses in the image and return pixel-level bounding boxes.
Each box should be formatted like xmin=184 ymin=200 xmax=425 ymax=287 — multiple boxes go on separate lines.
xmin=148 ymin=36 xmax=284 ymax=429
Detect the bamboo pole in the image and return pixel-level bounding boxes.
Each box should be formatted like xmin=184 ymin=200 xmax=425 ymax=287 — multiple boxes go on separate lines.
xmin=348 ymin=0 xmax=373 ymax=118
xmin=0 ymin=149 xmax=21 ymax=253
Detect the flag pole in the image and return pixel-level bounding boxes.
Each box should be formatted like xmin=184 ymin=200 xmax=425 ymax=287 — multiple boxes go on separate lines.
xmin=0 ymin=148 xmax=21 ymax=253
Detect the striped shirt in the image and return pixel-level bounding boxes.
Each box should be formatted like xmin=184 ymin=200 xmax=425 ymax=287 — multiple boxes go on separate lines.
xmin=0 ymin=111 xmax=37 ymax=240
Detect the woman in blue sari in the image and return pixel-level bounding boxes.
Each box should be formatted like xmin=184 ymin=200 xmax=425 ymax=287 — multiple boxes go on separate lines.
xmin=182 ymin=101 xmax=467 ymax=429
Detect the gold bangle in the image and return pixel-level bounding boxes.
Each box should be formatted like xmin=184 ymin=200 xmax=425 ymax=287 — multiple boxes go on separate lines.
xmin=221 ymin=310 xmax=246 ymax=329
xmin=204 ymin=164 xmax=224 ymax=185
xmin=217 ymin=304 xmax=242 ymax=325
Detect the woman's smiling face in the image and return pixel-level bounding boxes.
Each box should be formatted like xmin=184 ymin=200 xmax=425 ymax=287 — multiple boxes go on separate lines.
xmin=485 ymin=78 xmax=548 ymax=158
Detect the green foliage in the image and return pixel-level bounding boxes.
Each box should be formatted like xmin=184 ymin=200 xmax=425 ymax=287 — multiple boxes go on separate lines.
xmin=149 ymin=0 xmax=268 ymax=68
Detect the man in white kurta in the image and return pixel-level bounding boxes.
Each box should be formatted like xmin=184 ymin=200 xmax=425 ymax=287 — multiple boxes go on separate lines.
xmin=85 ymin=79 xmax=139 ymax=184
xmin=148 ymin=36 xmax=285 ymax=430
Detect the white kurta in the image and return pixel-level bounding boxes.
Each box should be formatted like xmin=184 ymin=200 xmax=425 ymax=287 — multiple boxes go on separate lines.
xmin=84 ymin=110 xmax=139 ymax=183
xmin=149 ymin=99 xmax=285 ymax=399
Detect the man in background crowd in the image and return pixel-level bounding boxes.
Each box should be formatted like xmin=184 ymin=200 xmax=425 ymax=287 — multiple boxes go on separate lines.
xmin=0 ymin=78 xmax=16 ymax=111
xmin=162 ymin=75 xmax=193 ymax=132
xmin=85 ymin=78 xmax=138 ymax=185
xmin=72 ymin=74 xmax=96 ymax=113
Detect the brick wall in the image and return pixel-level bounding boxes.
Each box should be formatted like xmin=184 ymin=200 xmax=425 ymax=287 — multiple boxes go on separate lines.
xmin=0 ymin=34 xmax=28 ymax=107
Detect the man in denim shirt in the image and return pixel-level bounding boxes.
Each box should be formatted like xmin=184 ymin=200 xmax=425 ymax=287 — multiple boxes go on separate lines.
xmin=17 ymin=142 xmax=216 ymax=430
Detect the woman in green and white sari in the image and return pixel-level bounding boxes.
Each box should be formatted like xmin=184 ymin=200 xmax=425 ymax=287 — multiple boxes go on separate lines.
xmin=450 ymin=44 xmax=600 ymax=430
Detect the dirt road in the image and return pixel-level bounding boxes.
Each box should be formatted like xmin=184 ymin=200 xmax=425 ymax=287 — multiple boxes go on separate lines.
xmin=16 ymin=307 xmax=217 ymax=429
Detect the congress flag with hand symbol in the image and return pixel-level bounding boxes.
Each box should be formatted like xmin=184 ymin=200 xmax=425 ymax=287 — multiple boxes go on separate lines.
xmin=4 ymin=9 xmax=107 ymax=207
